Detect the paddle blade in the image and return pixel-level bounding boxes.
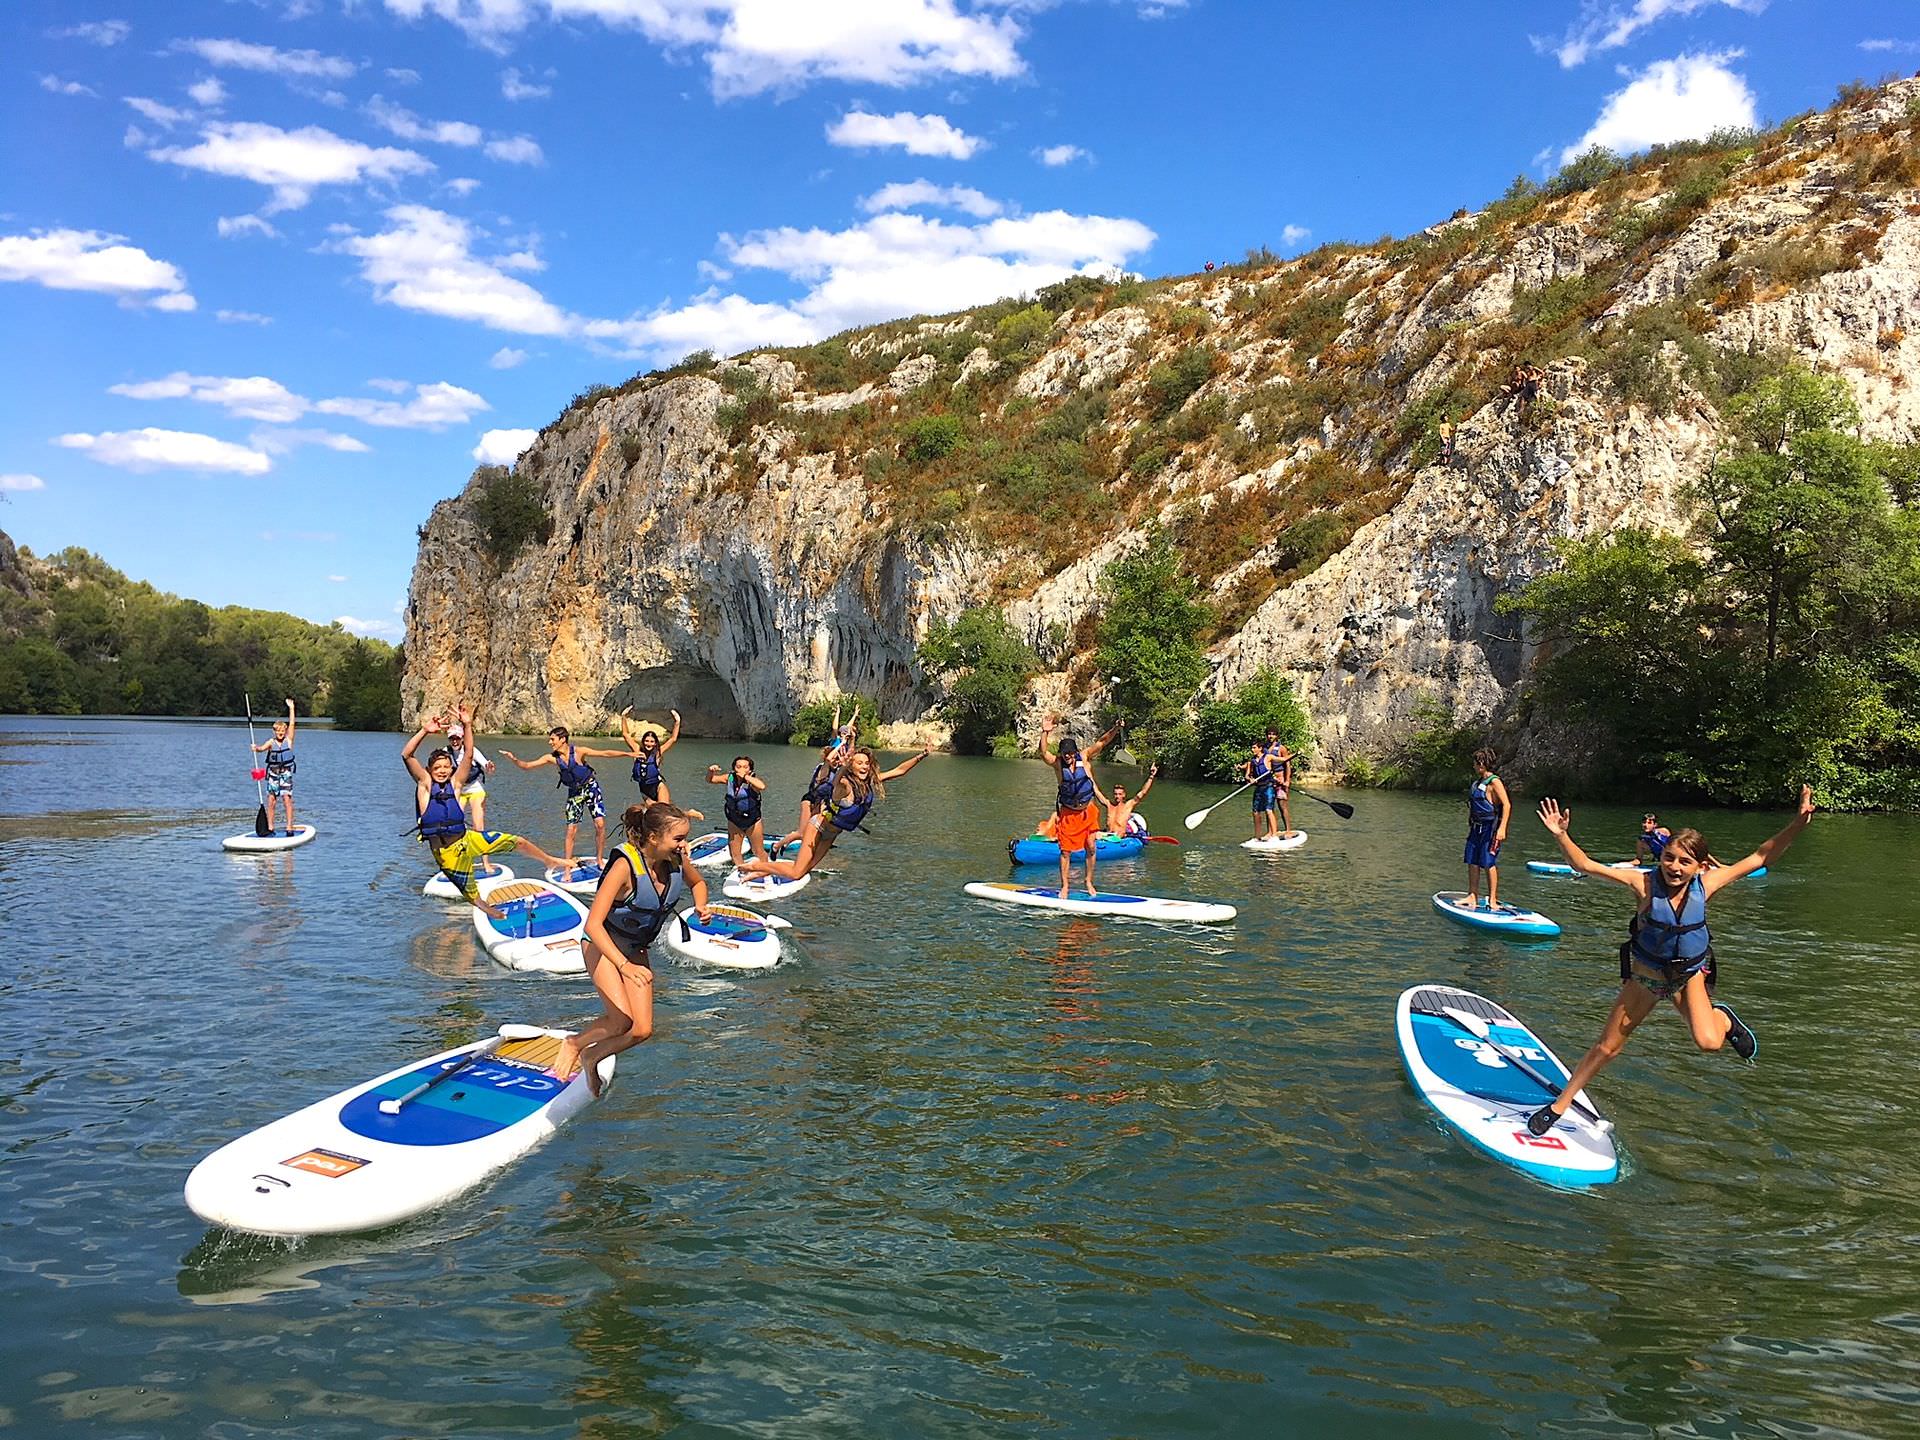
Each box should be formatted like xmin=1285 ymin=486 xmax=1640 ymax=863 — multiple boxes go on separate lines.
xmin=1145 ymin=835 xmax=1181 ymax=845
xmin=1331 ymin=801 xmax=1355 ymax=819
xmin=250 ymin=768 xmax=267 ymax=782
xmin=254 ymin=804 xmax=271 ymax=837
xmin=1182 ymin=808 xmax=1211 ymax=830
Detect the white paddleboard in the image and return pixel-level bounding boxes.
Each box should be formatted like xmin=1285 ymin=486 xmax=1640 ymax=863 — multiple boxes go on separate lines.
xmin=472 ymin=876 xmax=589 ymax=973
xmin=1432 ymin=891 xmax=1561 ymax=938
xmin=689 ymin=832 xmax=802 ymax=870
xmin=1242 ymin=831 xmax=1308 ymax=852
xmin=183 ymin=1025 xmax=613 ymax=1236
xmin=656 ymin=903 xmax=785 ymax=970
xmin=1526 ymin=860 xmax=1576 ymax=877
xmin=721 ymin=869 xmax=812 ymax=902
xmin=423 ymin=861 xmax=512 ymax=901
xmin=963 ymin=881 xmax=1236 ymax=923
xmin=1396 ymin=983 xmax=1617 ymax=1188
xmin=543 ymin=858 xmax=604 ymax=896
xmin=222 ymin=825 xmax=318 ymax=853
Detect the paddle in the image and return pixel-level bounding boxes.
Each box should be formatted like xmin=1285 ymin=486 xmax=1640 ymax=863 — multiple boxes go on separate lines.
xmin=1145 ymin=835 xmax=1181 ymax=845
xmin=1183 ymin=776 xmax=1260 ymax=830
xmin=244 ymin=693 xmax=270 ymax=836
xmin=1435 ymin=1006 xmax=1607 ymax=1128
xmin=378 ymin=1024 xmax=546 ymax=1115
xmin=1295 ymin=789 xmax=1355 ymax=820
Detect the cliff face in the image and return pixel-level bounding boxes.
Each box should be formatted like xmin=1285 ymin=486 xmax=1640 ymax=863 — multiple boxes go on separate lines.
xmin=406 ymin=79 xmax=1920 ymax=758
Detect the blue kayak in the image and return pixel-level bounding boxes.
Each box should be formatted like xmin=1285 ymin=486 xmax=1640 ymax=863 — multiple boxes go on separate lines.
xmin=1009 ymin=833 xmax=1147 ymax=866
xmin=1432 ymin=891 xmax=1561 ymax=939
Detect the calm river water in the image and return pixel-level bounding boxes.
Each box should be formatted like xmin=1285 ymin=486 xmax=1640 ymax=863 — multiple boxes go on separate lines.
xmin=2 ymin=717 xmax=1916 ymax=1438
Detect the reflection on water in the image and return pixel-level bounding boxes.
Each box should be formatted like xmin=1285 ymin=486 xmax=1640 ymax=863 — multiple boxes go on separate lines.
xmin=0 ymin=716 xmax=1915 ymax=1437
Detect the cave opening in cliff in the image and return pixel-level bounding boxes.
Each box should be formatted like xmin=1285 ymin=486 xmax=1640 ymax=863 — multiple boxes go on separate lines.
xmin=605 ymin=665 xmax=747 ymax=738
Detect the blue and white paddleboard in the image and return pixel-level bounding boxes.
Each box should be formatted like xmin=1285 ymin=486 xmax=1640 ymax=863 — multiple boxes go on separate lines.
xmin=543 ymin=858 xmax=603 ymax=895
xmin=721 ymin=869 xmax=811 ymax=902
xmin=1432 ymin=891 xmax=1560 ymax=938
xmin=1526 ymin=860 xmax=1576 ymax=877
xmin=963 ymin=881 xmax=1236 ymax=923
xmin=472 ymin=876 xmax=589 ymax=973
xmin=183 ymin=1024 xmax=613 ymax=1236
xmin=223 ymin=824 xmax=318 ymax=852
xmin=657 ymin=902 xmax=785 ymax=970
xmin=690 ymin=832 xmax=801 ymax=870
xmin=1396 ymin=984 xmax=1617 ymax=1188
xmin=423 ymin=861 xmax=511 ymax=901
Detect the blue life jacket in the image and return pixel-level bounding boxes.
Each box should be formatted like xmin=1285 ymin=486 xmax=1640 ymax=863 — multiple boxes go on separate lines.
xmin=803 ymin=761 xmax=835 ymax=805
xmin=826 ymin=776 xmax=875 ymax=833
xmin=1630 ymin=875 xmax=1712 ymax=966
xmin=1251 ymin=754 xmax=1274 ymax=790
xmin=603 ymin=842 xmax=681 ymax=949
xmin=555 ymin=745 xmax=595 ymax=794
xmin=1468 ymin=774 xmax=1499 ymax=826
xmin=265 ymin=740 xmax=296 ymax=775
xmin=1643 ymin=828 xmax=1671 ymax=858
xmin=1057 ymin=758 xmax=1095 ymax=811
xmin=416 ymin=778 xmax=467 ymax=842
xmin=632 ymin=747 xmax=662 ymax=788
xmin=724 ymin=773 xmax=761 ymax=829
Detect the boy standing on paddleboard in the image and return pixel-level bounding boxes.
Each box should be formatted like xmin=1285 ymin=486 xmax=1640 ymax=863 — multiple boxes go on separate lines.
xmin=1040 ymin=717 xmax=1121 ymax=897
xmin=499 ymin=726 xmax=634 ymax=868
xmin=1463 ymin=749 xmax=1510 ymax=911
xmin=1525 ymin=786 xmax=1816 ymax=1136
xmin=251 ymin=699 xmax=299 ymax=835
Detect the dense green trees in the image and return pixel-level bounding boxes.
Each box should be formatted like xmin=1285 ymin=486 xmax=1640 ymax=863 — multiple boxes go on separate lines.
xmin=918 ymin=606 xmax=1038 ymax=754
xmin=789 ymin=692 xmax=879 ymax=746
xmin=1505 ymin=364 xmax=1920 ymax=807
xmin=1095 ymin=532 xmax=1213 ymax=762
xmin=328 ymin=640 xmax=404 ymax=730
xmin=1188 ymin=667 xmax=1314 ymax=781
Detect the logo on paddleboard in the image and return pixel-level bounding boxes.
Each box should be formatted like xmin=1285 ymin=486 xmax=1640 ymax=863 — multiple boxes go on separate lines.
xmin=282 ymin=1147 xmax=370 ymax=1177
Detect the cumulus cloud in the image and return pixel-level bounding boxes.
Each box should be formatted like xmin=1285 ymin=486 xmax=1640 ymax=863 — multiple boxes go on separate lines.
xmin=56 ymin=427 xmax=271 ymax=475
xmin=861 ymin=179 xmax=1001 ymax=217
xmin=40 ymin=75 xmax=97 ymax=97
xmin=217 ymin=308 xmax=273 ymax=324
xmin=127 ymin=96 xmax=192 ymax=127
xmin=490 ymin=346 xmax=529 ymax=367
xmin=315 ymin=380 xmax=490 ymax=429
xmin=366 ymin=95 xmax=483 ymax=147
xmin=0 ymin=473 xmax=47 ymax=492
xmin=383 ymin=0 xmax=1024 ymax=96
xmin=188 ymin=77 xmax=228 ymax=107
xmin=335 ymin=614 xmax=403 ymax=638
xmin=1035 ymin=143 xmax=1086 ymax=166
xmin=828 ymin=108 xmax=982 ymax=159
xmin=1281 ymin=223 xmax=1311 ymax=246
xmin=329 ymin=205 xmax=574 ymax=334
xmin=1860 ymin=38 xmax=1920 ymax=54
xmin=1544 ymin=0 xmax=1766 ymax=68
xmin=472 ymin=427 xmax=537 ymax=464
xmin=1563 ymin=50 xmax=1757 ymax=162
xmin=149 ymin=121 xmax=434 ymax=211
xmin=0 ymin=227 xmax=195 ymax=309
xmin=484 ymin=135 xmax=544 ymax=164
xmin=387 ymin=66 xmax=423 ymax=83
xmin=251 ymin=428 xmax=372 ymax=455
xmin=501 ymin=66 xmax=551 ymax=100
xmin=173 ymin=37 xmax=358 ymax=81
xmin=110 ymin=372 xmax=309 ymax=424
xmin=217 ymin=214 xmax=280 ymax=239
xmin=55 ymin=20 xmax=130 ymax=45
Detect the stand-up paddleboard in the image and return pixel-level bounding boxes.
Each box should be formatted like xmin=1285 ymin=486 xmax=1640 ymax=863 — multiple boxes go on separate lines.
xmin=1396 ymin=984 xmax=1617 ymax=1188
xmin=1527 ymin=860 xmax=1576 ymax=877
xmin=964 ymin=882 xmax=1236 ymax=923
xmin=690 ymin=833 xmax=801 ymax=870
xmin=1242 ymin=831 xmax=1308 ymax=853
xmin=472 ymin=876 xmax=589 ymax=973
xmin=656 ymin=903 xmax=785 ymax=970
xmin=1432 ymin=891 xmax=1560 ymax=938
xmin=423 ymin=861 xmax=511 ymax=901
xmin=721 ymin=869 xmax=812 ymax=902
xmin=543 ymin=858 xmax=603 ymax=896
xmin=222 ymin=825 xmax=318 ymax=853
xmin=183 ymin=1025 xmax=613 ymax=1236
xmin=1008 ymin=832 xmax=1146 ymax=866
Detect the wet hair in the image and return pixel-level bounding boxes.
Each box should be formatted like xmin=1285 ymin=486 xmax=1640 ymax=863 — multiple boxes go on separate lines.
xmin=731 ymin=754 xmax=756 ymax=774
xmin=1664 ymin=827 xmax=1708 ymax=862
xmin=1472 ymin=747 xmax=1498 ymax=770
xmin=549 ymin=726 xmax=571 ymax=743
xmin=427 ymin=748 xmax=455 ymax=769
xmin=623 ymin=801 xmax=689 ymax=843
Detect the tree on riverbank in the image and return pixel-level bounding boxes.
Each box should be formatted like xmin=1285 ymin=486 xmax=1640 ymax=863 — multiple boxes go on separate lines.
xmin=918 ymin=606 xmax=1038 ymax=754
xmin=1095 ymin=531 xmax=1212 ymax=765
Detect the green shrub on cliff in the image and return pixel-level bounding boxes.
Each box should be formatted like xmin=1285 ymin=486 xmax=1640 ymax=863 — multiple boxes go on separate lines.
xmin=471 ymin=466 xmax=553 ymax=566
xmin=1190 ymin=668 xmax=1314 ymax=781
xmin=1095 ymin=533 xmax=1212 ymax=762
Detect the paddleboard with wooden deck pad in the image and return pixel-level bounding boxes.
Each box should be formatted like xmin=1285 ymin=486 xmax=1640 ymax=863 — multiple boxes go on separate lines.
xmin=472 ymin=876 xmax=589 ymax=973
xmin=657 ymin=902 xmax=785 ymax=969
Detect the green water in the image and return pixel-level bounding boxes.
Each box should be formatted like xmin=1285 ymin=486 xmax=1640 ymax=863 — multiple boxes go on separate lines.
xmin=3 ymin=717 xmax=1916 ymax=1437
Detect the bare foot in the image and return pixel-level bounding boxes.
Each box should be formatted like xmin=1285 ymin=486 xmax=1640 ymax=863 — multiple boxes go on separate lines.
xmin=550 ymin=1037 xmax=581 ymax=1083
xmin=582 ymin=1054 xmax=604 ymax=1099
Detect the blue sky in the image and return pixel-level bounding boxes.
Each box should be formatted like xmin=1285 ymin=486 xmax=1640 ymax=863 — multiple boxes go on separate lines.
xmin=1 ymin=0 xmax=1912 ymax=641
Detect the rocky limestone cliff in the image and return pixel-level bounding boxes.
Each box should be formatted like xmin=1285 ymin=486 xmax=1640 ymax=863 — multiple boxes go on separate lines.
xmin=406 ymin=79 xmax=1920 ymax=762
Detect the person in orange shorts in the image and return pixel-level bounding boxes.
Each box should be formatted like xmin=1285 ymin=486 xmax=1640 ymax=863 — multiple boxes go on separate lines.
xmin=1039 ymin=716 xmax=1121 ymax=897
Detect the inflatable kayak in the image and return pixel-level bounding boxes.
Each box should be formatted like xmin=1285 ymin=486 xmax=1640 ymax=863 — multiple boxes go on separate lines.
xmin=423 ymin=861 xmax=511 ymax=901
xmin=1242 ymin=832 xmax=1308 ymax=852
xmin=721 ymin=869 xmax=812 ymax=902
xmin=472 ymin=876 xmax=589 ymax=973
xmin=656 ymin=903 xmax=785 ymax=970
xmin=183 ymin=1024 xmax=613 ymax=1236
xmin=1397 ymin=983 xmax=1617 ymax=1188
xmin=1432 ymin=892 xmax=1561 ymax=938
xmin=223 ymin=825 xmax=317 ymax=852
xmin=543 ymin=858 xmax=603 ymax=896
xmin=689 ymin=832 xmax=802 ymax=870
xmin=964 ymin=881 xmax=1235 ymax=923
xmin=1008 ymin=832 xmax=1146 ymax=865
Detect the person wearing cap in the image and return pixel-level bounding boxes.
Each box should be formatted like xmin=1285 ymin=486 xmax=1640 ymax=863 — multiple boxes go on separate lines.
xmin=1038 ymin=716 xmax=1122 ymax=897
xmin=445 ymin=719 xmax=496 ymax=831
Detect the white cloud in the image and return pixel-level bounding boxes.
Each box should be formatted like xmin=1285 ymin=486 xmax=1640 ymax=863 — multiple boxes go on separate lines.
xmin=446 ymin=176 xmax=482 ymax=196
xmin=1281 ymin=224 xmax=1311 ymax=246
xmin=1035 ymin=143 xmax=1086 ymax=167
xmin=490 ymin=345 xmax=529 ymax=367
xmin=1860 ymin=38 xmax=1920 ymax=54
xmin=55 ymin=20 xmax=130 ymax=45
xmin=150 ymin=122 xmax=434 ymax=211
xmin=127 ymin=96 xmax=191 ymax=126
xmin=1563 ymin=50 xmax=1757 ymax=162
xmin=217 ymin=213 xmax=280 ymax=239
xmin=173 ymin=37 xmax=358 ymax=81
xmin=217 ymin=308 xmax=273 ymax=324
xmin=384 ymin=0 xmax=1024 ymax=96
xmin=827 ymin=108 xmax=981 ymax=159
xmin=335 ymin=614 xmax=403 ymax=638
xmin=188 ymin=77 xmax=228 ymax=108
xmin=315 ymin=380 xmax=490 ymax=429
xmin=367 ymin=378 xmax=413 ymax=394
xmin=861 ymin=179 xmax=1001 ymax=217
xmin=696 ymin=258 xmax=733 ymax=281
xmin=0 ymin=473 xmax=47 ymax=492
xmin=40 ymin=75 xmax=97 ymax=97
xmin=328 ymin=573 xmax=348 ymax=581
xmin=484 ymin=135 xmax=544 ymax=164
xmin=367 ymin=95 xmax=484 ymax=147
xmin=110 ymin=372 xmax=309 ymax=424
xmin=1544 ymin=0 xmax=1766 ymax=68
xmin=55 ymin=427 xmax=271 ymax=475
xmin=501 ymin=66 xmax=551 ymax=100
xmin=387 ymin=66 xmax=423 ymax=83
xmin=0 ymin=228 xmax=194 ymax=309
xmin=330 ymin=205 xmax=574 ymax=334
xmin=252 ymin=428 xmax=372 ymax=455
xmin=472 ymin=427 xmax=537 ymax=464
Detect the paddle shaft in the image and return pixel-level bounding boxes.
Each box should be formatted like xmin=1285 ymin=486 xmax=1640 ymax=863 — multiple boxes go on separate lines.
xmin=379 ymin=1038 xmax=504 ymax=1115
xmin=1434 ymin=1007 xmax=1602 ymax=1124
xmin=1184 ymin=775 xmax=1260 ymax=830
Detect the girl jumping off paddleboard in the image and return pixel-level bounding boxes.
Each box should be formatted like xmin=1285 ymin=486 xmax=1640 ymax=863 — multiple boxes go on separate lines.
xmin=1463 ymin=749 xmax=1510 ymax=911
xmin=740 ymin=744 xmax=933 ymax=882
xmin=707 ymin=754 xmax=771 ymax=868
xmin=500 ymin=726 xmax=634 ymax=867
xmin=404 ymin=705 xmax=563 ymax=918
xmin=555 ymin=803 xmax=711 ymax=1096
xmin=1524 ymin=786 xmax=1816 ymax=1137
xmin=620 ymin=707 xmax=681 ymax=804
